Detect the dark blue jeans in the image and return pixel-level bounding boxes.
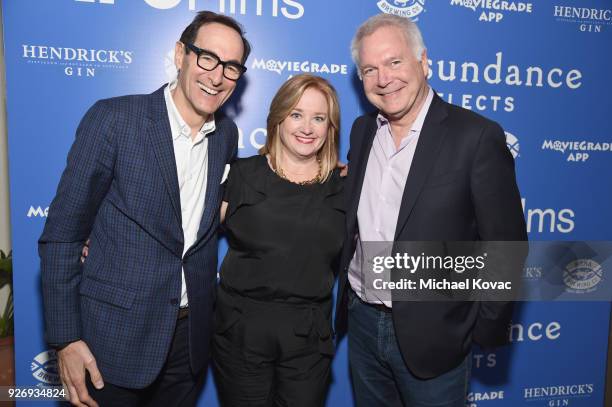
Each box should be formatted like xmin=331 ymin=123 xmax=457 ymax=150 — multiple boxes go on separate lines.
xmin=348 ymin=290 xmax=471 ymax=407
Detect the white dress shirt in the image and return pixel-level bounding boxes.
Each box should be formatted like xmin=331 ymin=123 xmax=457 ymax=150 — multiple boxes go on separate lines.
xmin=164 ymin=81 xmax=216 ymax=307
xmin=348 ymin=87 xmax=434 ymax=307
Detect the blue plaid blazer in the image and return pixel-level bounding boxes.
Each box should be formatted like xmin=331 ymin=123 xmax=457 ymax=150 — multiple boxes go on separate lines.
xmin=39 ymin=85 xmax=238 ymax=388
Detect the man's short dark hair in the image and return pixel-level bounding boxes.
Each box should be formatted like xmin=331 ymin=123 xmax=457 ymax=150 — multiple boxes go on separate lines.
xmin=179 ymin=11 xmax=251 ymax=63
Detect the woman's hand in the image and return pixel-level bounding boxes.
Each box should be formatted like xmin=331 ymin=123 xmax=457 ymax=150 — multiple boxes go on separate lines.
xmin=220 ymin=201 xmax=229 ymax=223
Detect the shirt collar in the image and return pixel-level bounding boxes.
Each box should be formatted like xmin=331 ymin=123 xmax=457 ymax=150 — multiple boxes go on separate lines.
xmin=411 ymin=86 xmax=434 ymax=133
xmin=376 ymin=86 xmax=434 ymax=133
xmin=164 ymin=80 xmax=216 ymax=141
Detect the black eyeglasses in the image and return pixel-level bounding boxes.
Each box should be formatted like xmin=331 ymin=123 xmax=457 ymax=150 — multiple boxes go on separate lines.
xmin=184 ymin=42 xmax=247 ymax=81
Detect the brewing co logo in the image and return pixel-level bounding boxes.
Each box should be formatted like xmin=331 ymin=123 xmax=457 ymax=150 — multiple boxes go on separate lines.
xmin=32 ymin=350 xmax=61 ymax=385
xmin=21 ymin=44 xmax=133 ymax=78
xmin=541 ymin=139 xmax=611 ymax=162
xmin=563 ymin=259 xmax=602 ymax=293
xmin=554 ymin=5 xmax=612 ymax=33
xmin=450 ymin=0 xmax=533 ymax=23
xmin=505 ymin=131 xmax=519 ymax=159
xmin=377 ymin=0 xmax=426 ymax=21
xmin=251 ymin=58 xmax=348 ymax=77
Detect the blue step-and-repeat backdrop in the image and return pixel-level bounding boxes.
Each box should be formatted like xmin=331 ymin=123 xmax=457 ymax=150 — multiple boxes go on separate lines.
xmin=4 ymin=1 xmax=612 ymax=406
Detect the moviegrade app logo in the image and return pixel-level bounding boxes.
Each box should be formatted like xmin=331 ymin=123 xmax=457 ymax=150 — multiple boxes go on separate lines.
xmin=541 ymin=139 xmax=612 ymax=163
xmin=449 ymin=0 xmax=533 ymax=23
xmin=27 ymin=206 xmax=49 ymax=218
xmin=251 ymin=57 xmax=349 ymax=77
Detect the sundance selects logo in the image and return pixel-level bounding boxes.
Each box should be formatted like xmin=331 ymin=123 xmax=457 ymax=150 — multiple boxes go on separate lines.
xmin=251 ymin=58 xmax=348 ymax=77
xmin=450 ymin=0 xmax=533 ymax=23
xmin=541 ymin=139 xmax=611 ymax=162
xmin=22 ymin=44 xmax=133 ymax=78
xmin=377 ymin=0 xmax=426 ymax=21
xmin=32 ymin=350 xmax=61 ymax=385
xmin=564 ymin=259 xmax=602 ymax=294
xmin=554 ymin=5 xmax=611 ymax=33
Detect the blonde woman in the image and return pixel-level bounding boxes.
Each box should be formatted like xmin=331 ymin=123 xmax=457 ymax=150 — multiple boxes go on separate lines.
xmin=213 ymin=74 xmax=345 ymax=407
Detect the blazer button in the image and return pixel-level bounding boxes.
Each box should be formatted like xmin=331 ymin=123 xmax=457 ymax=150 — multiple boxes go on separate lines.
xmin=170 ymin=298 xmax=179 ymax=305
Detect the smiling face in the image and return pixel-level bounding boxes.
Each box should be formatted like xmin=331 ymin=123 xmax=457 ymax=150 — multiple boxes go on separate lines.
xmin=278 ymin=87 xmax=330 ymax=162
xmin=358 ymin=25 xmax=429 ymax=124
xmin=172 ymin=22 xmax=244 ymax=125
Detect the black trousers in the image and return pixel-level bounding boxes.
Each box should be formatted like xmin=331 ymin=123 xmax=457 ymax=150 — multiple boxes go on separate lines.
xmin=213 ymin=289 xmax=332 ymax=407
xmin=85 ymin=316 xmax=205 ymax=407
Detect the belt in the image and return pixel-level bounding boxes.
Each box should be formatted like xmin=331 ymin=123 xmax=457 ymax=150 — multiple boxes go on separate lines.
xmin=178 ymin=307 xmax=189 ymax=320
xmin=366 ymin=302 xmax=393 ymax=313
xmin=218 ymin=287 xmax=335 ymax=356
xmin=351 ymin=289 xmax=392 ymax=313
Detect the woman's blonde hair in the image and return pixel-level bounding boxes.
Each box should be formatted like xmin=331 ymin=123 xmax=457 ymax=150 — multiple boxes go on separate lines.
xmin=260 ymin=74 xmax=340 ymax=182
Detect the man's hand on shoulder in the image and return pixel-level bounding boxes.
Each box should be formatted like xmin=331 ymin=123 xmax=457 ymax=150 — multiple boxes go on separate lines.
xmin=58 ymin=340 xmax=104 ymax=407
xmin=337 ymin=161 xmax=348 ymax=177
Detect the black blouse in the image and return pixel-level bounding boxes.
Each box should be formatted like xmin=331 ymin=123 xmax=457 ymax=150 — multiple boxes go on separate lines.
xmin=220 ymin=155 xmax=345 ymax=303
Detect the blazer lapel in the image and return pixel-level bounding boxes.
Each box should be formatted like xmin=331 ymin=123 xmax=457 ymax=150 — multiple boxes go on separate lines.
xmin=147 ymin=86 xmax=183 ymax=232
xmin=191 ymin=124 xmax=224 ymax=250
xmin=394 ymin=95 xmax=448 ymax=240
xmin=347 ymin=115 xmax=378 ymax=230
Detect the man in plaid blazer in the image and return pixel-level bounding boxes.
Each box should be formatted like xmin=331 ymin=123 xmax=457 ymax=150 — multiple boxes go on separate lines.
xmin=39 ymin=11 xmax=250 ymax=406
